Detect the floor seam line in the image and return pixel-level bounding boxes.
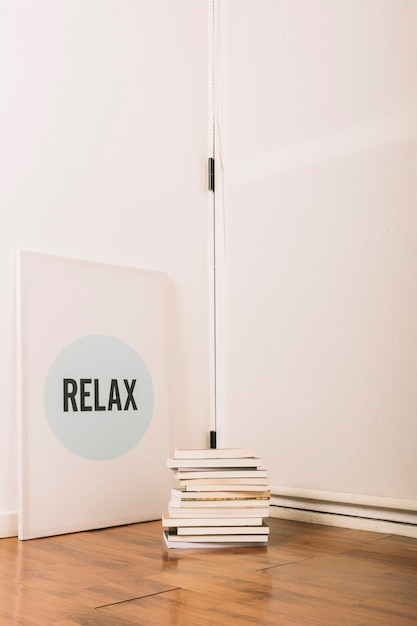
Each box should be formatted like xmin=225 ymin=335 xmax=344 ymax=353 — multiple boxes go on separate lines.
xmin=94 ymin=586 xmax=181 ymax=609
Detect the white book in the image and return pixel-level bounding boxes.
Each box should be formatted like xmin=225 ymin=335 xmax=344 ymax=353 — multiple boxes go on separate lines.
xmin=163 ymin=531 xmax=268 ymax=548
xmin=174 ymin=448 xmax=255 ymax=460
xmin=169 ymin=498 xmax=270 ymax=509
xmin=167 ymin=457 xmax=261 ymax=469
xmin=175 ymin=523 xmax=270 ymax=536
xmin=178 ymin=482 xmax=269 ymax=492
xmin=174 ymin=469 xmax=268 ymax=480
xmin=162 ymin=513 xmax=264 ymax=527
xmin=178 ymin=477 xmax=269 ymax=488
xmin=167 ymin=505 xmax=270 ymax=518
xmin=171 ymin=488 xmax=271 ymax=500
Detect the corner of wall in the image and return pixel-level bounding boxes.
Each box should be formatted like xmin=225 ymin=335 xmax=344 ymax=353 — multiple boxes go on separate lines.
xmin=0 ymin=510 xmax=18 ymax=538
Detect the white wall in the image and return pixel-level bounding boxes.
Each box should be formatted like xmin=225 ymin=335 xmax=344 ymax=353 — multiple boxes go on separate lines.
xmin=0 ymin=0 xmax=210 ymax=537
xmin=218 ymin=1 xmax=417 ymax=508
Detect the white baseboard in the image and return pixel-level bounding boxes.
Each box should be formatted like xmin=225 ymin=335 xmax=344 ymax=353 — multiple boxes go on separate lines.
xmin=270 ymin=490 xmax=417 ymax=539
xmin=0 ymin=510 xmax=18 ymax=538
xmin=3 ymin=501 xmax=416 ymax=540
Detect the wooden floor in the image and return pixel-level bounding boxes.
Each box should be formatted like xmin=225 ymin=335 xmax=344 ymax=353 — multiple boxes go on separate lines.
xmin=0 ymin=517 xmax=416 ymax=625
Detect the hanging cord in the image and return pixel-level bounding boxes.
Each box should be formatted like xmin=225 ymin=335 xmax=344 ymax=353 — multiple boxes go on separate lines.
xmin=212 ymin=0 xmax=225 ymax=272
xmin=209 ymin=0 xmax=218 ymax=446
xmin=211 ymin=0 xmax=217 ymax=160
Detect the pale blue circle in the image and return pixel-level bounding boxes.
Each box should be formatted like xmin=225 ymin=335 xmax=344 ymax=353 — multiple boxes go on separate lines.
xmin=44 ymin=335 xmax=154 ymax=460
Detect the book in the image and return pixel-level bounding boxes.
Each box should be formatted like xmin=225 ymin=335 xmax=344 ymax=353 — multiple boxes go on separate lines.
xmin=163 ymin=531 xmax=268 ymax=548
xmin=167 ymin=505 xmax=270 ymax=518
xmin=173 ymin=448 xmax=255 ymax=459
xmin=166 ymin=533 xmax=268 ymax=543
xmin=171 ymin=488 xmax=271 ymax=500
xmin=169 ymin=498 xmax=270 ymax=509
xmin=177 ymin=482 xmax=269 ymax=492
xmin=167 ymin=457 xmax=261 ymax=469
xmin=177 ymin=476 xmax=269 ymax=486
xmin=173 ymin=469 xmax=268 ymax=480
xmin=174 ymin=522 xmax=270 ymax=536
xmin=162 ymin=513 xmax=264 ymax=527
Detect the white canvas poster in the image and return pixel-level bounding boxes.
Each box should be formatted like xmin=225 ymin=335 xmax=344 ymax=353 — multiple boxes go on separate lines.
xmin=17 ymin=250 xmax=171 ymax=540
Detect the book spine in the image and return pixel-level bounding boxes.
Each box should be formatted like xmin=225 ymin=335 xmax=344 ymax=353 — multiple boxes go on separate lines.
xmin=173 ymin=448 xmax=255 ymax=459
xmin=167 ymin=458 xmax=261 ymax=469
xmin=167 ymin=506 xmax=270 ymax=518
xmin=171 ymin=489 xmax=271 ymax=499
xmin=166 ymin=533 xmax=268 ymax=543
xmin=180 ymin=484 xmax=270 ymax=492
xmin=169 ymin=499 xmax=270 ymax=508
xmin=162 ymin=516 xmax=263 ymax=527
xmin=174 ymin=470 xmax=268 ymax=480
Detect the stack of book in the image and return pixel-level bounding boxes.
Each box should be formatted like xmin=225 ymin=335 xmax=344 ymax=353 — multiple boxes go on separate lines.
xmin=163 ymin=448 xmax=270 ymax=548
